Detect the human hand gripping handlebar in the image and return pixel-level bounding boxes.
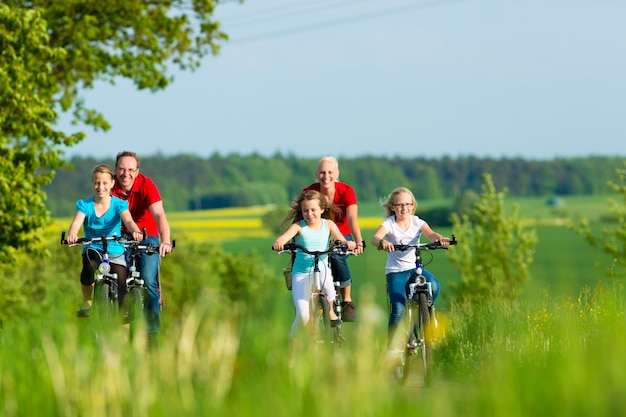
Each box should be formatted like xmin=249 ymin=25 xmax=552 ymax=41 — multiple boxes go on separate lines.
xmin=273 ymin=240 xmax=357 ymax=257
xmin=61 ymin=230 xmax=175 ymax=255
xmin=61 ymin=229 xmax=148 ymax=247
xmin=393 ymin=235 xmax=458 ymax=252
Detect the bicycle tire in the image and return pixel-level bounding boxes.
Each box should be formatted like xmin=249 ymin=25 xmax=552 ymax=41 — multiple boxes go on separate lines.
xmin=393 ymin=304 xmax=415 ymax=385
xmin=314 ymin=295 xmax=332 ymax=344
xmin=418 ymin=292 xmax=433 ymax=384
xmin=128 ymin=286 xmax=146 ymax=340
xmin=93 ymin=280 xmax=118 ymax=325
xmin=331 ymin=293 xmax=344 ymax=346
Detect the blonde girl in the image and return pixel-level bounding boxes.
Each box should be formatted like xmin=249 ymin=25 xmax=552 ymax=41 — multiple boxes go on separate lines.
xmin=273 ymin=190 xmax=356 ymax=339
xmin=66 ymin=164 xmax=143 ymax=317
xmin=370 ymin=187 xmax=451 ymax=352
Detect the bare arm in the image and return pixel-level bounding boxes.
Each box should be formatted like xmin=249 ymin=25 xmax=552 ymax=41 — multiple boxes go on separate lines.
xmin=273 ymin=222 xmax=302 ymax=251
xmin=371 ymin=225 xmax=393 ymax=252
xmin=329 ymin=220 xmax=356 ymax=250
xmin=148 ymin=200 xmax=172 ymax=255
xmin=421 ymin=223 xmax=451 ymax=246
xmin=346 ymin=204 xmax=364 ymax=254
xmin=121 ymin=210 xmax=144 ymax=241
xmin=67 ymin=212 xmax=86 ymax=244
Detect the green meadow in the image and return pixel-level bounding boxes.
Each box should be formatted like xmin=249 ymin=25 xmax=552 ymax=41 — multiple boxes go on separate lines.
xmin=3 ymin=194 xmax=623 ymax=416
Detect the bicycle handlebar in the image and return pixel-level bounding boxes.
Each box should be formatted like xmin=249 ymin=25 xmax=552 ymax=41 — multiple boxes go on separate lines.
xmin=274 ymin=240 xmax=356 ymax=257
xmin=394 ymin=234 xmax=458 ymax=252
xmin=60 ymin=232 xmax=123 ymax=247
xmin=60 ymin=231 xmax=176 ymax=255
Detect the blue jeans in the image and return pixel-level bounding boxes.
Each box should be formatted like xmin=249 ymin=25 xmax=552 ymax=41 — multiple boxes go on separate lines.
xmin=128 ymin=235 xmax=161 ymax=336
xmin=328 ymin=234 xmax=353 ymax=289
xmin=386 ymin=269 xmax=440 ymax=334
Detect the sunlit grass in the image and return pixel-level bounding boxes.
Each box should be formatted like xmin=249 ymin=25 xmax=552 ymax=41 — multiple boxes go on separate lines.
xmin=35 ymin=199 xmax=625 ymax=416
xmin=3 ymin=280 xmax=626 ymax=416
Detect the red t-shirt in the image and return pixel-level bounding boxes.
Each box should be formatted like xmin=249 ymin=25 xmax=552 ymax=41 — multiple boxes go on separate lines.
xmin=302 ymin=181 xmax=357 ymax=235
xmin=111 ymin=173 xmax=162 ymax=236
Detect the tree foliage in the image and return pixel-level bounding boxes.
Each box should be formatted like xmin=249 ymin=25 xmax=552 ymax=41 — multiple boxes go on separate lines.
xmin=1 ymin=1 xmax=226 ymax=264
xmin=447 ymin=174 xmax=537 ymax=303
xmin=0 ymin=6 xmax=81 ymax=263
xmin=571 ymin=161 xmax=626 ymax=278
xmin=45 ymin=155 xmax=624 ymax=217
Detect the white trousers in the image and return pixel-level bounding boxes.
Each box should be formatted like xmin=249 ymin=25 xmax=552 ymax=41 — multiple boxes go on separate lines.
xmin=290 ymin=265 xmax=336 ymax=338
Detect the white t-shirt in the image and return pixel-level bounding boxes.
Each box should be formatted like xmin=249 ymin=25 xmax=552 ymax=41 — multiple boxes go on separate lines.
xmin=380 ymin=215 xmax=426 ymax=274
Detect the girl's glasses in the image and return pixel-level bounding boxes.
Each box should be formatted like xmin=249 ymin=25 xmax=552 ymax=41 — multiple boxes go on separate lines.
xmin=393 ymin=203 xmax=414 ymax=209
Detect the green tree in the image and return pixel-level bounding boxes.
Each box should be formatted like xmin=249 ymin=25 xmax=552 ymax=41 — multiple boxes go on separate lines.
xmin=447 ymin=174 xmax=537 ymax=303
xmin=571 ymin=161 xmax=626 ymax=278
xmin=1 ymin=1 xmax=226 ymax=263
xmin=0 ymin=6 xmax=80 ymax=263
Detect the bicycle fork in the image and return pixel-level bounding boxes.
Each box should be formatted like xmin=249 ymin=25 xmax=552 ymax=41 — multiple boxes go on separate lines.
xmin=406 ymin=276 xmax=434 ymax=352
xmin=96 ymin=255 xmax=119 ymax=304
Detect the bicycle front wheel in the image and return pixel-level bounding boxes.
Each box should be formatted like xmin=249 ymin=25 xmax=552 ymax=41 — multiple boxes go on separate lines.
xmin=417 ymin=292 xmax=434 ymax=384
xmin=393 ymin=303 xmax=416 ymax=385
xmin=93 ymin=280 xmax=119 ymax=325
xmin=312 ymin=295 xmax=331 ymax=344
xmin=128 ymin=286 xmax=146 ymax=340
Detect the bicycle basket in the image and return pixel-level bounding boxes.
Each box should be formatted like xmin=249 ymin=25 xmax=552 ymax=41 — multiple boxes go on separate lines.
xmin=282 ymin=267 xmax=292 ymax=290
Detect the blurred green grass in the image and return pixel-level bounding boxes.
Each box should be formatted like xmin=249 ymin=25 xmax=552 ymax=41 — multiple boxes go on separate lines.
xmin=23 ymin=194 xmax=623 ymax=416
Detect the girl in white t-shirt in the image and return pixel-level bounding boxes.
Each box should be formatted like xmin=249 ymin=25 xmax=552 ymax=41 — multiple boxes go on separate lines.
xmin=370 ymin=187 xmax=451 ymax=351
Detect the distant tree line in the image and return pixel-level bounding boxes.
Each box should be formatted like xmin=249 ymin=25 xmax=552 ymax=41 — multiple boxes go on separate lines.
xmin=44 ymin=153 xmax=624 ymax=217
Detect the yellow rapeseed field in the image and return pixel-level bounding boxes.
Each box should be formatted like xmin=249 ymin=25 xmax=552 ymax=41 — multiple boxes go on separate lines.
xmin=51 ymin=206 xmax=383 ymax=242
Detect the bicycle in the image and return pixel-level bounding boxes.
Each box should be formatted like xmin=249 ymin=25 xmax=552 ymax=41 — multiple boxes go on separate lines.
xmin=276 ymin=240 xmax=355 ymax=346
xmin=120 ymin=237 xmax=174 ymax=341
xmin=390 ymin=235 xmax=458 ymax=386
xmin=60 ymin=232 xmax=128 ymax=327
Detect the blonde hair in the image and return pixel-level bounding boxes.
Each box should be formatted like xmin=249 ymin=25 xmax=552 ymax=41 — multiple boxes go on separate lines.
xmin=92 ymin=164 xmax=115 ymax=181
xmin=380 ymin=187 xmax=418 ymax=217
xmin=281 ymin=190 xmax=331 ymax=230
xmin=318 ymin=155 xmax=339 ymax=169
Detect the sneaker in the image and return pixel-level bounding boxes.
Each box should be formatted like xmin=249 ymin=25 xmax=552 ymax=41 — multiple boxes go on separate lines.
xmin=76 ymin=302 xmax=91 ymax=318
xmin=148 ymin=334 xmax=159 ymax=351
xmin=341 ymin=301 xmax=356 ymax=322
xmin=121 ymin=311 xmax=131 ymax=324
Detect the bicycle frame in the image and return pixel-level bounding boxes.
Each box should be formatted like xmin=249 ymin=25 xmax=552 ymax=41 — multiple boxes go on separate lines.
xmin=391 ymin=235 xmax=457 ymax=385
xmin=122 ymin=240 xmax=156 ymax=339
xmin=276 ymin=241 xmax=354 ymax=346
xmin=61 ymin=233 xmax=123 ymax=327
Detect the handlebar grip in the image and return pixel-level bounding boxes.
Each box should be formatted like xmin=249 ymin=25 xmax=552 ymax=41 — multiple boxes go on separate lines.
xmin=272 ymin=243 xmax=296 ymax=251
xmin=60 ymin=231 xmax=66 ymax=244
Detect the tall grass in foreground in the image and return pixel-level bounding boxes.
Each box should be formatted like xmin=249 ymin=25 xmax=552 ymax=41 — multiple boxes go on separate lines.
xmin=1 ymin=280 xmax=625 ymax=416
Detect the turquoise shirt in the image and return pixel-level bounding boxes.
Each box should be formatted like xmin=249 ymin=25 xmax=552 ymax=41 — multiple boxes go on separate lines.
xmin=76 ymin=195 xmax=128 ymax=255
xmin=292 ymin=219 xmax=331 ymax=275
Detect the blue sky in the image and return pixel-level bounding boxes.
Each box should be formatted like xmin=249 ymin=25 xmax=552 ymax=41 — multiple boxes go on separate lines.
xmin=60 ymin=0 xmax=626 ymax=160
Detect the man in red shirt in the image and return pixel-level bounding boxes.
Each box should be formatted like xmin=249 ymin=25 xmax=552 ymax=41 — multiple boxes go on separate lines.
xmin=303 ymin=156 xmax=365 ymax=321
xmin=112 ymin=151 xmax=173 ymax=349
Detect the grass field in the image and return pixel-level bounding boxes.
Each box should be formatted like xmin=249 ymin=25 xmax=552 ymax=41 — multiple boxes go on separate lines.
xmin=50 ymin=193 xmax=614 ymax=312
xmin=168 ymin=194 xmax=613 ymax=289
xmin=11 ymin=194 xmax=623 ymax=416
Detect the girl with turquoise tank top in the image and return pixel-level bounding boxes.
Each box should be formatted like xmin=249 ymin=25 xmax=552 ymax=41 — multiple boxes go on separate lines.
xmin=273 ymin=190 xmax=357 ymax=346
